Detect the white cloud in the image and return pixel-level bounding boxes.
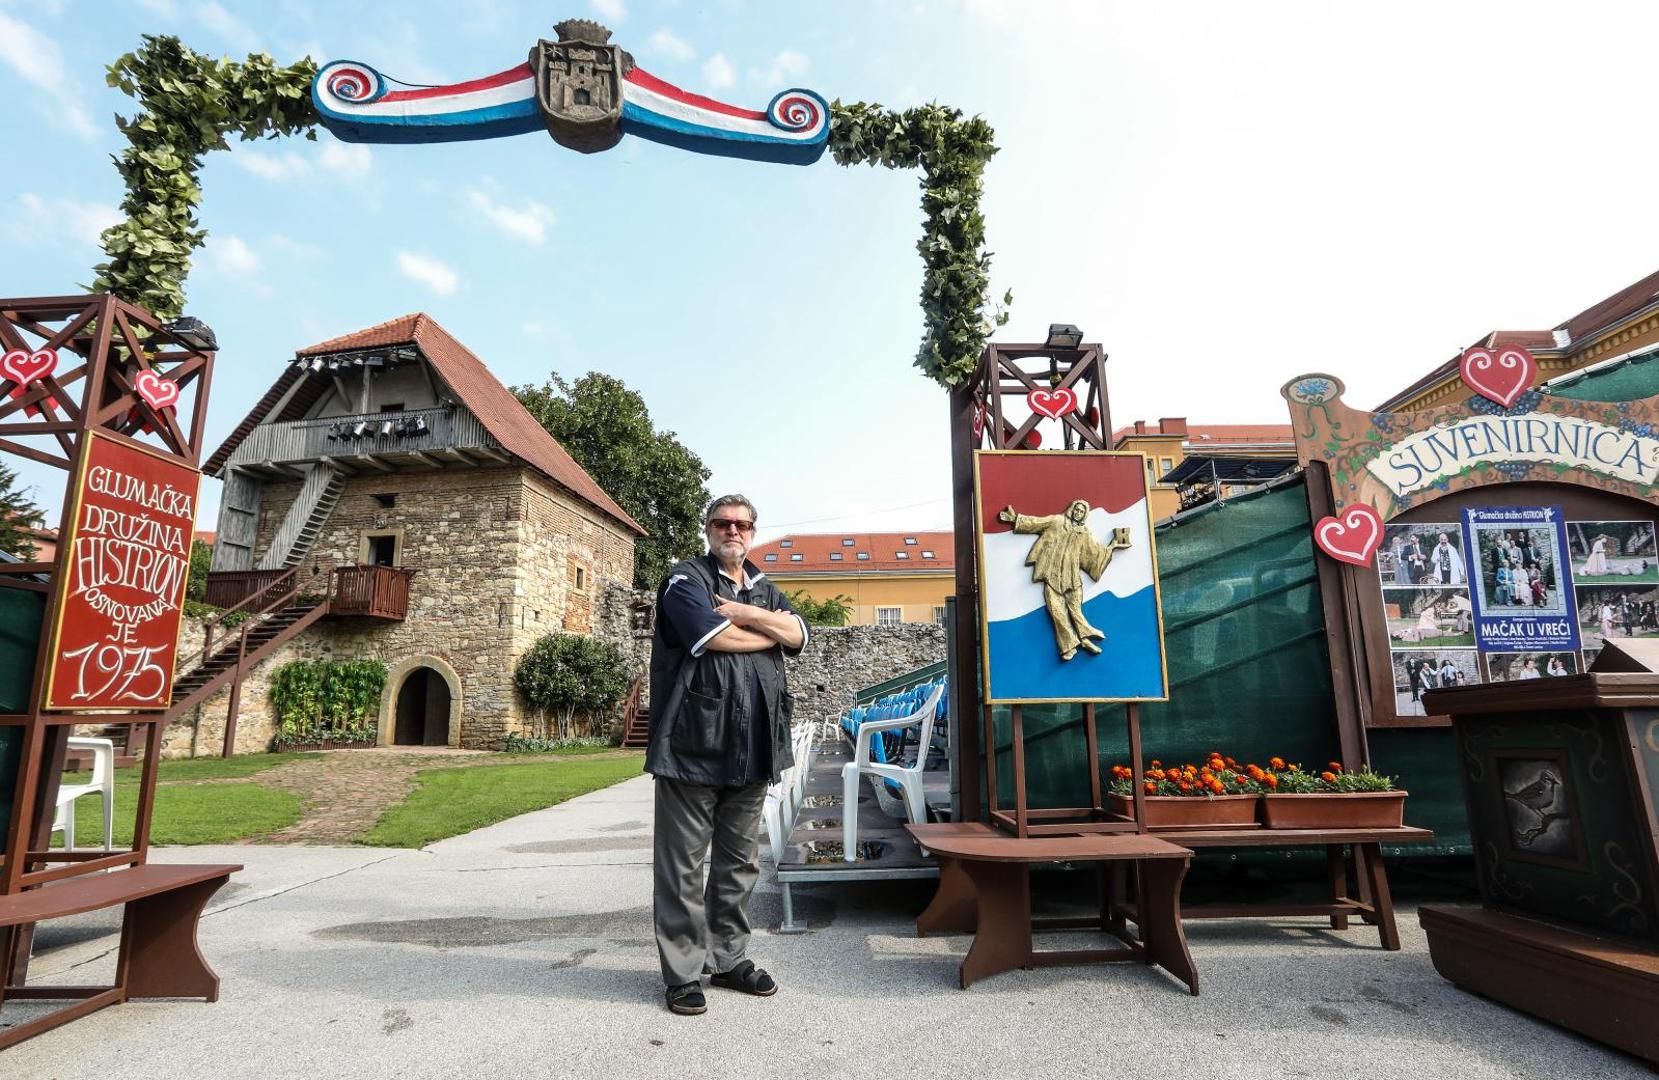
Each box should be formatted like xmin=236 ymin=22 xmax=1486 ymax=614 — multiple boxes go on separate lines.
xmin=702 ymin=54 xmax=735 ymax=91
xmin=233 ymin=150 xmax=311 ymax=181
xmin=318 ymin=141 xmax=373 ymax=179
xmin=266 ymin=234 xmax=328 ymax=262
xmin=203 ymin=234 xmax=260 ymax=277
xmin=194 ymin=1 xmax=262 ymax=54
xmin=396 ymin=251 xmax=458 ymax=296
xmin=0 ymin=12 xmax=97 ymax=138
xmin=134 ymin=0 xmax=179 ymax=14
xmin=750 ymin=49 xmax=809 ymax=88
xmin=8 ymin=193 xmax=121 ymax=248
xmin=591 ymin=0 xmax=626 ymax=24
xmin=465 ymin=190 xmax=556 ymax=246
xmin=645 ymin=29 xmax=695 ymax=63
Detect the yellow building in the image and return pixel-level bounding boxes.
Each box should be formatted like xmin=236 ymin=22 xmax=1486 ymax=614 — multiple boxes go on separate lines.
xmin=1111 ymin=418 xmax=1297 ymax=521
xmin=748 ymin=531 xmax=953 ymax=626
xmin=1378 ymin=268 xmax=1659 ymax=411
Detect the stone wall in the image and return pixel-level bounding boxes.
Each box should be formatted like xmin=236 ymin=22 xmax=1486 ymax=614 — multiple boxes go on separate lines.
xmin=784 ymin=623 xmax=946 ymax=727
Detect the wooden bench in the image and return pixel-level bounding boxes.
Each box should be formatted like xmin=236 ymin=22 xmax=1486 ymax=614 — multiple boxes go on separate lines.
xmin=0 ymin=862 xmax=241 ymax=1049
xmin=907 ymin=822 xmax=1198 ymax=993
xmin=1109 ymin=826 xmax=1434 ymax=950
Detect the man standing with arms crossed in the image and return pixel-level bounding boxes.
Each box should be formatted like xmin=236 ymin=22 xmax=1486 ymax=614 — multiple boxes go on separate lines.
xmin=646 ymin=495 xmax=808 ymax=1015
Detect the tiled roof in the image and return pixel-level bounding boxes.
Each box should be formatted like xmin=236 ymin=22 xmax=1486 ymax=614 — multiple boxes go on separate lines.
xmin=1376 ymin=269 xmax=1659 ymax=411
xmin=204 ymin=314 xmax=644 ymax=535
xmin=1112 ymin=422 xmax=1293 ymax=446
xmin=751 ymin=531 xmax=954 ymax=574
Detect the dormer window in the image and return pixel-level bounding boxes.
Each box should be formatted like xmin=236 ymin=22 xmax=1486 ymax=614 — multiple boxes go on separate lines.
xmin=904 ymin=537 xmax=918 ymax=545
xmin=921 ymin=550 xmax=935 ymax=559
xmin=764 ymin=553 xmax=777 ymax=562
xmin=896 ymin=552 xmax=908 ymax=559
xmin=829 ymin=553 xmax=843 ymax=561
xmin=841 ymin=539 xmax=855 ymax=546
xmin=780 ymin=540 xmax=793 ymax=548
xmin=856 ymin=552 xmax=870 ymax=561
xmin=790 ymin=553 xmax=803 ymax=561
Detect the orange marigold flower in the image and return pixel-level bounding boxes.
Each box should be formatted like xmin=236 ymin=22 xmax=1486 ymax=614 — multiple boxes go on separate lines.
xmin=1177 ymin=781 xmax=1193 ymax=793
xmin=1144 ymin=781 xmax=1157 ymax=794
xmin=1269 ymin=757 xmax=1286 ymax=770
xmin=1264 ymin=774 xmax=1279 ymax=788
xmin=1328 ymin=762 xmax=1344 ymax=772
xmin=1288 ymin=763 xmax=1300 ymax=772
xmin=1321 ymin=771 xmax=1337 ymax=784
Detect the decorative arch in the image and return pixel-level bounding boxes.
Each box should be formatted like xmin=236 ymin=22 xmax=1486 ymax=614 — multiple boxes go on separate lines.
xmin=377 ymin=653 xmax=464 ymax=748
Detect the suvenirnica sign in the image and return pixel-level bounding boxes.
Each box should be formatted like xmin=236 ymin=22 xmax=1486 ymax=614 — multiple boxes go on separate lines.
xmin=1369 ymin=412 xmax=1657 ymax=496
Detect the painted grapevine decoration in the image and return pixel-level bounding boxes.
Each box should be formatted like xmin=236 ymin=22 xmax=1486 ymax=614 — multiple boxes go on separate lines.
xmin=94 ymin=33 xmax=1005 ymax=388
xmin=1460 ymin=344 xmax=1538 ymax=408
xmin=1279 ymin=372 xmax=1659 ymax=522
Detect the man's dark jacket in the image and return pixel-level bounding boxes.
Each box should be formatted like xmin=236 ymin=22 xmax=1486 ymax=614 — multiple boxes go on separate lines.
xmin=644 ymin=555 xmax=803 ymax=786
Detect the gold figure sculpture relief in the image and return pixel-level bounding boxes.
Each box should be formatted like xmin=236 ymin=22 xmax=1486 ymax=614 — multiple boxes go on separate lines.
xmin=999 ymin=500 xmax=1132 ymax=661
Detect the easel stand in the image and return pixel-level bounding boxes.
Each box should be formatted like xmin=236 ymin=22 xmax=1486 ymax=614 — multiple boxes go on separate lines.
xmin=985 ymin=701 xmax=1150 ymax=837
xmin=0 ymin=294 xmax=239 ymax=1049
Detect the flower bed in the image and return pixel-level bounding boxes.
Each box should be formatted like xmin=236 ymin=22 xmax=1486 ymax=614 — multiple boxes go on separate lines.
xmin=1106 ymin=755 xmax=1262 ymax=828
xmin=1259 ymin=759 xmax=1406 ymax=829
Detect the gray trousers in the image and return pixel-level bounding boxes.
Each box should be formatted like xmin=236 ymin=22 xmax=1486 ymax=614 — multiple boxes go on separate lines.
xmin=653 ymin=776 xmax=768 ymax=987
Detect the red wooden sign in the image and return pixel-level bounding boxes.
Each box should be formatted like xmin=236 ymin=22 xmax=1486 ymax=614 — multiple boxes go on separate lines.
xmin=43 ymin=432 xmax=200 ymax=710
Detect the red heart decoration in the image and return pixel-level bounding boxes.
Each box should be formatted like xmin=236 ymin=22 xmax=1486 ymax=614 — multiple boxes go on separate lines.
xmin=1460 ymin=345 xmax=1536 ymax=408
xmin=133 ymin=369 xmax=179 ymax=411
xmin=2 ymin=348 xmax=58 ymax=418
xmin=1314 ymin=504 xmax=1384 ymax=567
xmin=1028 ymin=386 xmax=1077 ymax=420
xmin=1 ymin=348 xmax=57 ymax=387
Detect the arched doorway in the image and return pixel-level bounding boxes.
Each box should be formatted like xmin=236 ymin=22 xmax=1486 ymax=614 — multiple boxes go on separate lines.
xmin=393 ymin=667 xmax=451 ymax=746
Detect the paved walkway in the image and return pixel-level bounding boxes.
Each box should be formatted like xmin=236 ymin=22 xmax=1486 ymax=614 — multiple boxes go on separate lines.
xmin=255 ymin=748 xmax=493 ymax=843
xmin=3 ymin=775 xmax=1646 ymax=1080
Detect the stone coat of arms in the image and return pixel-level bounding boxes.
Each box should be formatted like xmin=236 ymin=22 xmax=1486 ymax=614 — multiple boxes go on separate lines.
xmin=531 ymin=19 xmax=633 ymax=153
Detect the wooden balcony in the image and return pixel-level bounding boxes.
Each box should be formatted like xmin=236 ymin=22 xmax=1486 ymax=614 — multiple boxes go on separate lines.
xmin=203 ymin=569 xmax=296 ymax=610
xmin=328 ymin=564 xmax=414 ymax=620
xmin=222 ymin=405 xmax=504 ymax=476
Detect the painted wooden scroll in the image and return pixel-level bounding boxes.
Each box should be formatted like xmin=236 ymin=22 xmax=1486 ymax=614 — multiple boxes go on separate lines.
xmin=312 ymin=19 xmax=828 ymax=165
xmin=1280 ymin=372 xmax=1659 ymax=523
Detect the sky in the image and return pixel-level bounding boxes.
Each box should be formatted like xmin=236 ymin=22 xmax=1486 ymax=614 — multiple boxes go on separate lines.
xmin=5 ymin=1 xmax=1659 ymax=544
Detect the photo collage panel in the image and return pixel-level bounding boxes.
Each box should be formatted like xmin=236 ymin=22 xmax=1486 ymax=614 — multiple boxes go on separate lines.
xmin=1375 ymin=513 xmax=1657 ymax=715
xmin=1379 ymin=523 xmax=1477 ymax=716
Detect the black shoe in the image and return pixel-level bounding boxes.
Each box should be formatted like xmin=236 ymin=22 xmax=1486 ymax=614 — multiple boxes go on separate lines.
xmin=709 ymin=959 xmax=778 ymax=997
xmin=666 ymin=981 xmax=706 ymax=1015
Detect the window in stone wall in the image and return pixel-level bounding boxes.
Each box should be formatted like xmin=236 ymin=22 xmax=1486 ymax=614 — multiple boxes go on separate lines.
xmin=373 ymin=492 xmax=396 ymax=508
xmin=933 ymin=605 xmax=948 ymax=626
xmin=875 ymin=606 xmax=903 ymax=626
xmin=570 ymin=559 xmax=588 ymax=594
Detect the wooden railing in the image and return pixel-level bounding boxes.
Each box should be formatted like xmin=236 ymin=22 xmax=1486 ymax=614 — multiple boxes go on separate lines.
xmin=222 ymin=405 xmax=494 ymax=469
xmin=179 ymin=567 xmax=301 ymax=675
xmin=203 ymin=569 xmax=294 ymax=610
xmin=330 ymin=564 xmax=415 ymax=619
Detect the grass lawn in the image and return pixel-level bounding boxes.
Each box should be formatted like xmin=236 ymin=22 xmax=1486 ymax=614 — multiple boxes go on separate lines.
xmin=358 ymin=752 xmax=644 ymax=848
xmin=68 ymin=782 xmax=304 ymax=847
xmin=63 ymin=751 xmax=320 ymax=788
xmin=1572 ymin=572 xmax=1659 ymax=586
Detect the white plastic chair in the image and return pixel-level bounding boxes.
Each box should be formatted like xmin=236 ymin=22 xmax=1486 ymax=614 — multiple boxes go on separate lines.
xmin=841 ymin=682 xmax=946 ymax=861
xmin=763 ymin=725 xmax=818 ymax=865
xmin=52 ymin=736 xmax=115 ymax=852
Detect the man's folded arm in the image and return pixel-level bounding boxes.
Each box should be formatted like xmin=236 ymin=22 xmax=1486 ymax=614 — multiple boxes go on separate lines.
xmin=704 ymin=624 xmax=778 ymax=652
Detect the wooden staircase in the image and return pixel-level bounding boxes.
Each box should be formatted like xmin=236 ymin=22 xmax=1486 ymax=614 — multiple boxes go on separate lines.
xmin=620 ymin=675 xmax=649 ymax=749
xmin=165 ymin=568 xmax=330 ymax=755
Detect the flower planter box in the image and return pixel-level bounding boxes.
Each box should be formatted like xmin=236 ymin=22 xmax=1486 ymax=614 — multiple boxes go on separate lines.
xmin=275 ymin=739 xmax=376 ymax=752
xmin=1261 ymin=791 xmax=1407 ymax=829
xmin=1109 ymin=792 xmax=1259 ymax=829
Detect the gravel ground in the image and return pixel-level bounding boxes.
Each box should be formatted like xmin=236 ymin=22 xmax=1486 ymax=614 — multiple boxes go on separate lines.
xmin=2 ymin=774 xmax=1645 ymax=1080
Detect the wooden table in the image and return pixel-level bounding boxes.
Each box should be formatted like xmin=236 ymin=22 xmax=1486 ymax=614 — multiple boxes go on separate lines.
xmin=907 ymin=822 xmax=1198 ymax=993
xmin=1111 ymin=826 xmax=1435 ymax=950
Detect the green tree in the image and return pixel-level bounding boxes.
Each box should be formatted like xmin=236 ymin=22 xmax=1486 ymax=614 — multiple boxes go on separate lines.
xmin=515 ymin=372 xmax=710 ymax=590
xmin=514 ymin=632 xmax=631 ymax=741
xmin=788 ymin=589 xmax=855 ymax=627
xmin=0 ymin=462 xmax=42 ymax=560
xmin=186 ymin=538 xmax=212 ymax=601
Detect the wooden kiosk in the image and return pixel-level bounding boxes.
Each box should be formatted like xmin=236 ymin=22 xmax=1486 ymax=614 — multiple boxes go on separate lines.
xmin=0 ymin=294 xmax=239 ymax=1048
xmin=1420 ymin=639 xmax=1659 ymax=1065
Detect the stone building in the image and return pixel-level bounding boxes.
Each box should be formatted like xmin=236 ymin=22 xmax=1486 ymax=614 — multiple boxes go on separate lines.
xmin=174 ymin=313 xmax=643 ymax=753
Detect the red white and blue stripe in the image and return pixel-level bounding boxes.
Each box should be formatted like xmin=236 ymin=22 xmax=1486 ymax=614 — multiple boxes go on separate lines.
xmin=312 ymin=58 xmax=829 ymax=164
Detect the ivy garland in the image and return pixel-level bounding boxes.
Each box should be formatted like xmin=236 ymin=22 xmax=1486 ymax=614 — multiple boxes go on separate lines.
xmin=95 ymin=37 xmax=1005 ymax=387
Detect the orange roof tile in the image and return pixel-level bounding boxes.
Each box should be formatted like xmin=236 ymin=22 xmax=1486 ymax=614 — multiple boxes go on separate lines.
xmin=751 ymin=531 xmax=954 ymax=574
xmin=206 ymin=314 xmax=643 ymax=536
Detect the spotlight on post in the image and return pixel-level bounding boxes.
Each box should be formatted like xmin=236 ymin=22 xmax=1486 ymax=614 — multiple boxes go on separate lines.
xmin=1044 ymin=323 xmax=1083 ymax=350
xmin=164 ymin=316 xmax=218 ymax=352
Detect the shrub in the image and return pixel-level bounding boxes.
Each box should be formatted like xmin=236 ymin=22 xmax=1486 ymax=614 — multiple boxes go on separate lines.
xmin=269 ymin=658 xmax=387 ymax=747
xmin=514 ymin=633 xmax=630 ymax=742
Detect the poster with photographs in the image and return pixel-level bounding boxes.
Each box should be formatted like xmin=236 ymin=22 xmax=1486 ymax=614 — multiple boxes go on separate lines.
xmin=1391 ymin=649 xmax=1480 ymax=716
xmin=1575 ymin=584 xmax=1659 ymax=649
xmin=1462 ymin=506 xmax=1579 ymax=653
xmin=1380 ymin=523 xmax=1466 ymax=587
xmin=1383 ymin=587 xmax=1473 ymax=648
xmin=1485 ymin=651 xmax=1578 ymax=682
xmin=1566 ymin=520 xmax=1658 ymax=585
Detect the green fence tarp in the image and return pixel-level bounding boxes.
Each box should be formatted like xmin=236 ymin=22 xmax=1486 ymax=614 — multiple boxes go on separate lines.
xmin=982 ymin=473 xmax=1471 ymax=855
xmin=0 ymin=584 xmax=44 ymax=841
xmin=1546 ymin=350 xmax=1659 ymax=402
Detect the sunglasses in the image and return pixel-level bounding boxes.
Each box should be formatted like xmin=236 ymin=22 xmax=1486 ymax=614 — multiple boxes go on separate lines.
xmin=708 ymin=518 xmax=756 ymax=534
